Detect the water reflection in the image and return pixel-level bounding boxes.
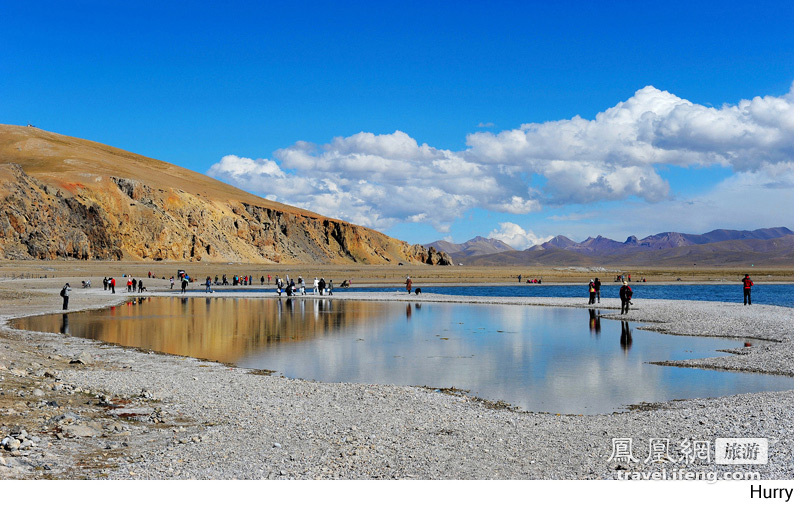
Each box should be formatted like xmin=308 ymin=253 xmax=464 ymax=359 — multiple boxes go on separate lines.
xmin=620 ymin=321 xmax=633 ymax=354
xmin=11 ymin=298 xmax=793 ymax=414
xmin=588 ymin=309 xmax=601 ymax=337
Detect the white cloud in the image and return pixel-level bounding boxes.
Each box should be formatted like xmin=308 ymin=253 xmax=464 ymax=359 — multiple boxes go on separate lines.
xmin=488 ymin=222 xmax=553 ymax=250
xmin=465 ymin=85 xmax=793 ymax=204
xmin=206 ymin=85 xmax=793 ymax=238
xmin=577 ymin=168 xmax=794 ymax=240
xmin=209 ymin=130 xmax=540 ymax=232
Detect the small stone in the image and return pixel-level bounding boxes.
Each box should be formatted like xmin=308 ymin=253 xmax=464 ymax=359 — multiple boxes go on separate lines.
xmin=70 ymin=351 xmax=93 ymax=365
xmin=32 ymin=389 xmax=45 ymax=397
xmin=62 ymin=424 xmax=98 ymax=438
xmin=273 ymin=442 xmax=281 ymax=448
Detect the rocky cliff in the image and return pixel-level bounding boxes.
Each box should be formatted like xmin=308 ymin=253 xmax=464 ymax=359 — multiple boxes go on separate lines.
xmin=0 ymin=125 xmax=452 ymax=265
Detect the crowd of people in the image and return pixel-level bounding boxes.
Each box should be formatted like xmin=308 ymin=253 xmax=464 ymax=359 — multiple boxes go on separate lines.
xmin=60 ymin=271 xmax=758 ymax=314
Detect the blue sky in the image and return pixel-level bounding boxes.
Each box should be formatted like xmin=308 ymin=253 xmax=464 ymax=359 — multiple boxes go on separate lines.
xmin=2 ymin=1 xmax=794 ymax=248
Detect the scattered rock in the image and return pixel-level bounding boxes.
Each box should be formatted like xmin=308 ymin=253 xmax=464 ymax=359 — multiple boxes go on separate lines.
xmin=69 ymin=352 xmax=94 ymax=365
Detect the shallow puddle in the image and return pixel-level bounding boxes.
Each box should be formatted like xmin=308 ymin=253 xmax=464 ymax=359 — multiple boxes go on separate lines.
xmin=12 ymin=297 xmax=792 ymax=414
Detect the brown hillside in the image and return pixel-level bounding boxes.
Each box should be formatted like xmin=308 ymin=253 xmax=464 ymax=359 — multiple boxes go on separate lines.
xmin=0 ymin=124 xmax=452 ymax=265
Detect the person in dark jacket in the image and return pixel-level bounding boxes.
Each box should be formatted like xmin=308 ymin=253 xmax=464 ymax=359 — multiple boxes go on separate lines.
xmin=742 ymin=274 xmax=753 ymax=305
xmin=594 ymin=277 xmax=601 ymax=302
xmin=619 ymin=281 xmax=632 ymax=314
xmin=60 ymin=283 xmax=71 ymax=310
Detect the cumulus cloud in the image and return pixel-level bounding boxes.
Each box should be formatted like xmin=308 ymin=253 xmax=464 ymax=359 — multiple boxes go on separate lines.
xmin=465 ymin=85 xmax=793 ymax=203
xmin=206 ymin=85 xmax=793 ymax=236
xmin=488 ymin=222 xmax=553 ymax=250
xmin=209 ymin=130 xmax=540 ymax=232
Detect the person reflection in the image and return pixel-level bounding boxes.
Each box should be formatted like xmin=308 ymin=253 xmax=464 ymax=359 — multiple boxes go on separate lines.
xmin=620 ymin=321 xmax=633 ymax=354
xmin=406 ymin=303 xmax=412 ymax=319
xmin=588 ymin=309 xmax=601 ymax=337
xmin=286 ymin=297 xmax=295 ymax=315
xmin=60 ymin=313 xmax=69 ymax=334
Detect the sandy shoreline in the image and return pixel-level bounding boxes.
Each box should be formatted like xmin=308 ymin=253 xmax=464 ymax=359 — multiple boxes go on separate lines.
xmin=0 ymin=277 xmax=793 ymax=479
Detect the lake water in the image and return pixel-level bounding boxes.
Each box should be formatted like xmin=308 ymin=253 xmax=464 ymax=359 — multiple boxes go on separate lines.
xmin=345 ymin=283 xmax=794 ymax=307
xmin=213 ymin=283 xmax=793 ymax=307
xmin=12 ymin=297 xmax=792 ymax=414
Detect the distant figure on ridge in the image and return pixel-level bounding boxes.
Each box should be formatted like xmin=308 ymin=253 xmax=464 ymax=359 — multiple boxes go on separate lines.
xmin=742 ymin=274 xmax=754 ymax=305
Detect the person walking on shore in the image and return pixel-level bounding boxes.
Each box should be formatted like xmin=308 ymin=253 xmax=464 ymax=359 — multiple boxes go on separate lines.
xmin=588 ymin=279 xmax=596 ymax=304
xmin=594 ymin=277 xmax=601 ymax=303
xmin=406 ymin=276 xmax=412 ymax=294
xmin=619 ymin=281 xmax=632 ymax=314
xmin=60 ymin=283 xmax=71 ymax=310
xmin=742 ymin=274 xmax=753 ymax=305
xmin=109 ymin=277 xmax=116 ymax=294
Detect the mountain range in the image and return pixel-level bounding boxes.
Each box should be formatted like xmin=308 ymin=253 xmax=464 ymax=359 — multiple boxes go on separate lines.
xmin=0 ymin=124 xmax=452 ymax=265
xmin=426 ymin=228 xmax=793 ymax=267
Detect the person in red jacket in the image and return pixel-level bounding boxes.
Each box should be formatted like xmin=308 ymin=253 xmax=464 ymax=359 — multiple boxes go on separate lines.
xmin=742 ymin=274 xmax=753 ymax=305
xmin=619 ymin=281 xmax=633 ymax=314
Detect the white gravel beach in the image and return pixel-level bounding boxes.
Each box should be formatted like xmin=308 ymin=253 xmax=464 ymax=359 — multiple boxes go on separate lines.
xmin=0 ymin=280 xmax=793 ymax=480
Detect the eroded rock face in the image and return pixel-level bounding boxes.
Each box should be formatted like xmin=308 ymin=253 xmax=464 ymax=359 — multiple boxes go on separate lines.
xmin=0 ymin=164 xmax=452 ymax=265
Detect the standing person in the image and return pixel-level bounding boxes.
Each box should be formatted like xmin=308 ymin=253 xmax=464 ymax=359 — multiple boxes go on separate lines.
xmin=103 ymin=277 xmax=108 ymax=291
xmin=619 ymin=281 xmax=633 ymax=314
xmin=169 ymin=276 xmax=175 ymax=289
xmin=60 ymin=283 xmax=71 ymax=310
xmin=588 ymin=279 xmax=596 ymax=304
xmin=742 ymin=274 xmax=753 ymax=305
xmin=205 ymin=276 xmax=212 ymax=293
xmin=181 ymin=276 xmax=188 ymax=294
xmin=594 ymin=277 xmax=601 ymax=303
xmin=138 ymin=279 xmax=144 ymax=293
xmin=261 ymin=276 xmax=265 ymax=286
xmin=405 ymin=276 xmax=412 ymax=294
xmin=318 ymin=277 xmax=326 ymax=295
xmin=110 ymin=277 xmax=116 ymax=294
xmin=518 ymin=274 xmax=522 ymax=283
xmin=313 ymin=277 xmax=319 ymax=294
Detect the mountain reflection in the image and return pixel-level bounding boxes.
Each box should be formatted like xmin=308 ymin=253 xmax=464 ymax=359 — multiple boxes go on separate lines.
xmin=19 ymin=297 xmax=389 ymax=364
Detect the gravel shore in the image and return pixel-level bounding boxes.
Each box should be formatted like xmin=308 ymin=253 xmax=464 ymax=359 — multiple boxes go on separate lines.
xmin=0 ymin=280 xmax=793 ymax=479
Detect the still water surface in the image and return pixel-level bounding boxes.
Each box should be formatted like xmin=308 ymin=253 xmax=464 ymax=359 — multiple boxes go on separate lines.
xmin=13 ymin=297 xmax=792 ymax=414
